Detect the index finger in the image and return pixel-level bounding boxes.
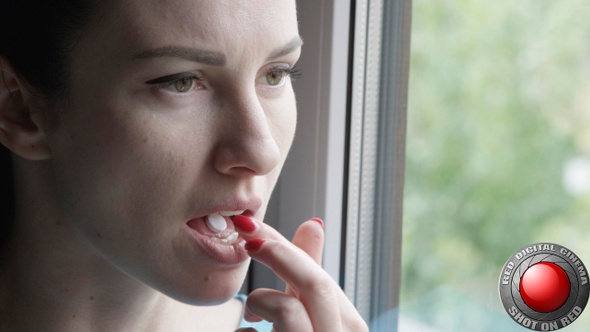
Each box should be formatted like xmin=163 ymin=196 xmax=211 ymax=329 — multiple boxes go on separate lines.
xmin=231 ymin=215 xmax=342 ymax=331
xmin=291 ymin=218 xmax=325 ymax=265
xmin=232 ymin=215 xmax=324 ymax=263
xmin=286 ymin=218 xmax=325 ymax=296
xmin=245 ymin=238 xmax=343 ymax=332
xmin=232 ymin=215 xmax=325 ymax=296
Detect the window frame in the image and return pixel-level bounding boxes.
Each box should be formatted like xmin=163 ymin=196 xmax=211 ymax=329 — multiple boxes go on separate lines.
xmin=249 ymin=2 xmax=412 ymax=331
xmin=248 ymin=0 xmax=354 ymax=290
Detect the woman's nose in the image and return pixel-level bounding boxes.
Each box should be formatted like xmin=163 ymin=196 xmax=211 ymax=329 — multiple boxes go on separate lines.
xmin=212 ymin=92 xmax=282 ymax=177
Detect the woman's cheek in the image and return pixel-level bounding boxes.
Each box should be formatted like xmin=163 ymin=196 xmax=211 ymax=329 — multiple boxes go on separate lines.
xmin=50 ymin=104 xmax=173 ymax=222
xmin=264 ymin=91 xmax=297 ymax=155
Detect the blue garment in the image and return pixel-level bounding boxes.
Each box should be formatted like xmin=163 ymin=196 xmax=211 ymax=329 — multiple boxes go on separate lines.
xmin=235 ymin=294 xmax=273 ymax=331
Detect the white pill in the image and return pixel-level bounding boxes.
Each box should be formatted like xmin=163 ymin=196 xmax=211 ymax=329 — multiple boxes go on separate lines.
xmin=206 ymin=213 xmax=227 ymax=233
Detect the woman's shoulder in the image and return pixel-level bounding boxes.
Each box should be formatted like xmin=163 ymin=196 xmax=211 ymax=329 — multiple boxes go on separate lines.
xmin=234 ymin=294 xmax=274 ymax=332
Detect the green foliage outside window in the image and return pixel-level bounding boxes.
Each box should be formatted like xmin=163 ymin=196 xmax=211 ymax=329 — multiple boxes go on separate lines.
xmin=401 ymin=0 xmax=590 ymax=330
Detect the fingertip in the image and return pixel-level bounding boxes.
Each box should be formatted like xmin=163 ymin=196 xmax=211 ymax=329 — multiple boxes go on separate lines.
xmin=309 ymin=217 xmax=324 ymax=228
xmin=295 ymin=219 xmax=325 ymax=242
xmin=291 ymin=220 xmax=325 ymax=265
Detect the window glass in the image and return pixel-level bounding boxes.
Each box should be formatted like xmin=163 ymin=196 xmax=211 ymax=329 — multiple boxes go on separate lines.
xmin=400 ymin=0 xmax=590 ymax=330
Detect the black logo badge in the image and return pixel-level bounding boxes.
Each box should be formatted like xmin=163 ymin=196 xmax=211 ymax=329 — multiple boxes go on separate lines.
xmin=499 ymin=243 xmax=589 ymax=330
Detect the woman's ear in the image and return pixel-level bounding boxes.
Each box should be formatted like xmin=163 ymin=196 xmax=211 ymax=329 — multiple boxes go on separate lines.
xmin=0 ymin=57 xmax=51 ymax=160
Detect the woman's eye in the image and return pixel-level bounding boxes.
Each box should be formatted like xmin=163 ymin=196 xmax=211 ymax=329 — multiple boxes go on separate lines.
xmin=146 ymin=73 xmax=204 ymax=93
xmin=265 ymin=70 xmax=288 ymax=86
xmin=259 ymin=66 xmax=301 ymax=86
xmin=172 ymin=77 xmax=194 ymax=93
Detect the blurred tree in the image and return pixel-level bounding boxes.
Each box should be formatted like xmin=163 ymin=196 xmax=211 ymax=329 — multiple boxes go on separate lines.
xmin=401 ymin=0 xmax=590 ymax=330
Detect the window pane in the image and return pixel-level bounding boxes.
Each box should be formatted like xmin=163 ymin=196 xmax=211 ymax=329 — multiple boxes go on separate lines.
xmin=344 ymin=0 xmax=411 ymax=329
xmin=401 ymin=0 xmax=590 ymax=331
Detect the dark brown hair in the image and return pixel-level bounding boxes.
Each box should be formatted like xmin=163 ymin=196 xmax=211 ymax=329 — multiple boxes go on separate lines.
xmin=0 ymin=147 xmax=13 ymax=245
xmin=0 ymin=0 xmax=101 ymax=245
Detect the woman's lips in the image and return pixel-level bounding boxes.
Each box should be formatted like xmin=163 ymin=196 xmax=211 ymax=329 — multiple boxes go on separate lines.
xmin=184 ymin=216 xmax=248 ymax=265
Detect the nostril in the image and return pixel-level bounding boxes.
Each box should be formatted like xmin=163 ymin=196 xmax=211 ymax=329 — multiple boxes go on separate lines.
xmin=212 ymin=110 xmax=282 ymax=176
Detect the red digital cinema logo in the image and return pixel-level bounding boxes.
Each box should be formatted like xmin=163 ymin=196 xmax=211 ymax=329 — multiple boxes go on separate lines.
xmin=499 ymin=243 xmax=589 ymax=330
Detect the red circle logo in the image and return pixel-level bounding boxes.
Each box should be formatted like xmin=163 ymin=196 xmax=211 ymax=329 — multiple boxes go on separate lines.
xmin=499 ymin=243 xmax=590 ymax=330
xmin=520 ymin=262 xmax=570 ymax=313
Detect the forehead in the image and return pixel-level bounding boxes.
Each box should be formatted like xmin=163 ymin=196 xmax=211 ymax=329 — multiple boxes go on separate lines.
xmin=108 ymin=0 xmax=299 ymax=62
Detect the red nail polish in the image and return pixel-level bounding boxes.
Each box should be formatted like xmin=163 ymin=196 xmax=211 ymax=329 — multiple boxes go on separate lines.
xmin=232 ymin=215 xmax=257 ymax=233
xmin=310 ymin=217 xmax=324 ymax=228
xmin=245 ymin=239 xmax=265 ymax=252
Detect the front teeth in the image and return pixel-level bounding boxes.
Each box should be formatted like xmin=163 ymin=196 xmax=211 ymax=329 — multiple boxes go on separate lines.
xmin=218 ymin=210 xmax=246 ymax=216
xmin=211 ymin=232 xmax=239 ymax=244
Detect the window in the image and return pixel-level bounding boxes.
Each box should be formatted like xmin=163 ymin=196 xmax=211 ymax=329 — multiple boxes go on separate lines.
xmin=250 ymin=1 xmax=590 ymax=331
xmin=400 ymin=1 xmax=590 ymax=331
xmin=248 ymin=0 xmax=411 ymax=330
xmin=247 ymin=0 xmax=353 ymax=290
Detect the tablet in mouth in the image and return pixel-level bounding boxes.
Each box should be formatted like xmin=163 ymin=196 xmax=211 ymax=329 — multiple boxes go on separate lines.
xmin=192 ymin=211 xmax=245 ymax=245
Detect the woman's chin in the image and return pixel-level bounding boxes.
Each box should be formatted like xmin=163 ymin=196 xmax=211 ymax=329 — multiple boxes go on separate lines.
xmin=172 ymin=286 xmax=243 ymax=306
xmin=159 ymin=265 xmax=250 ymax=306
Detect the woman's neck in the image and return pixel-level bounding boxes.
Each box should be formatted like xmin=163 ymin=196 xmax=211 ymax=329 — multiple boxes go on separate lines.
xmin=1 ymin=208 xmax=177 ymax=331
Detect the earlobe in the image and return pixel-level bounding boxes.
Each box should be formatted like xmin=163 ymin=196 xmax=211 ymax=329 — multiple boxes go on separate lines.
xmin=0 ymin=57 xmax=51 ymax=160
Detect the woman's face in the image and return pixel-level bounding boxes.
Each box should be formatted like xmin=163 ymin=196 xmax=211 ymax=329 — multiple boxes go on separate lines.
xmin=44 ymin=0 xmax=299 ymax=304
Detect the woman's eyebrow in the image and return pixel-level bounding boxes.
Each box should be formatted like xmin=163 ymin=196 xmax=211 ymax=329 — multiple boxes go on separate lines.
xmin=132 ymin=46 xmax=226 ymax=66
xmin=132 ymin=36 xmax=303 ymax=65
xmin=267 ymin=36 xmax=304 ymax=61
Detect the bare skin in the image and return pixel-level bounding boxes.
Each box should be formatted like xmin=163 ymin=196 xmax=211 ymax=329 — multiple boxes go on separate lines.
xmin=0 ymin=0 xmax=368 ymax=331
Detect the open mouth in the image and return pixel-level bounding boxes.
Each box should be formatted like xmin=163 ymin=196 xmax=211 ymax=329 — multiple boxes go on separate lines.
xmin=188 ymin=210 xmax=246 ymax=245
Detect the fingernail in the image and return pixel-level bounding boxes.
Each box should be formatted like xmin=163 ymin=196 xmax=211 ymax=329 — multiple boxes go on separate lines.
xmin=310 ymin=217 xmax=324 ymax=228
xmin=232 ymin=215 xmax=257 ymax=233
xmin=245 ymin=238 xmax=265 ymax=252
